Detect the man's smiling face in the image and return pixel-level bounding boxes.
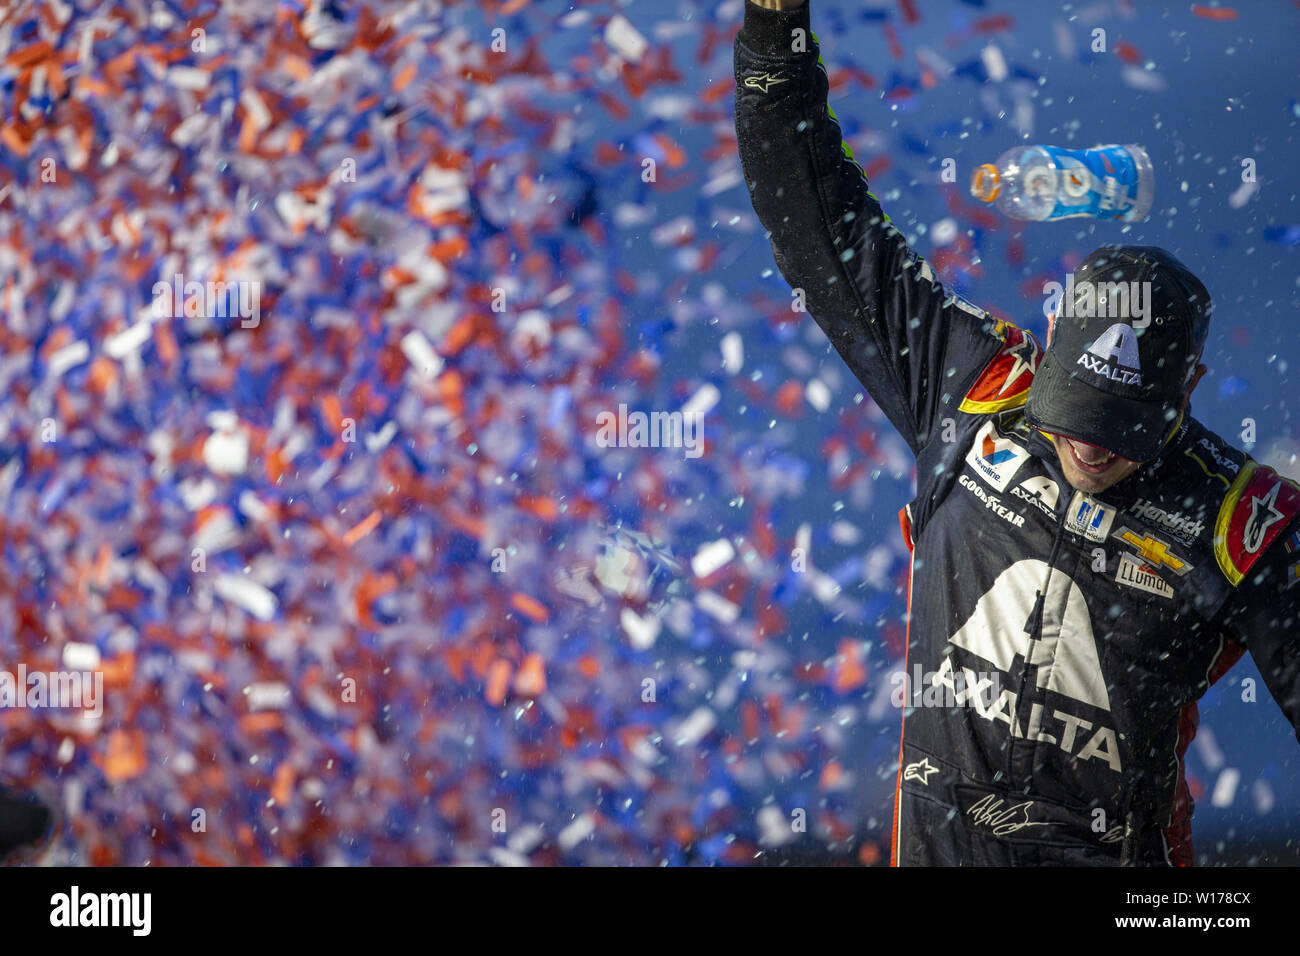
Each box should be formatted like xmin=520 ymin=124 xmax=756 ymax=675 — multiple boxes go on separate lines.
xmin=1048 ymin=434 xmax=1144 ymax=493
xmin=1039 ymin=311 xmax=1206 ymax=494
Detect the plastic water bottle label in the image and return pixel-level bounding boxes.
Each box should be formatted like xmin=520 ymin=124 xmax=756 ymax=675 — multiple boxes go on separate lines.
xmin=1040 ymin=146 xmax=1143 ymax=221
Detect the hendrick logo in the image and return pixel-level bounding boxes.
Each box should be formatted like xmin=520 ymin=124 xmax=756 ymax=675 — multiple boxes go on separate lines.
xmin=1130 ymin=498 xmax=1205 ymax=543
xmin=1077 ymin=323 xmax=1143 ymax=386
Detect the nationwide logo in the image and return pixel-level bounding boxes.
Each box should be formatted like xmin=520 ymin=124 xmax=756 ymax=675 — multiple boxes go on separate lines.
xmin=1130 ymin=498 xmax=1206 ymax=543
xmin=1065 ymin=491 xmax=1115 ymax=543
xmin=965 ymin=420 xmax=1030 ymax=491
xmin=903 ymin=758 xmax=939 ymax=786
xmin=947 ymin=559 xmax=1122 ymax=773
xmin=1243 ymin=480 xmax=1285 ymax=554
xmin=1115 ymin=551 xmax=1175 ymax=600
xmin=743 ymin=72 xmax=789 ymax=93
xmin=1116 ymin=527 xmax=1192 ymax=576
xmin=1076 ymin=323 xmax=1143 ymax=386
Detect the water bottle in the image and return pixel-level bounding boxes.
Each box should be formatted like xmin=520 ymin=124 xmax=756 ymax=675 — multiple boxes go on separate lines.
xmin=970 ymin=144 xmax=1154 ymax=223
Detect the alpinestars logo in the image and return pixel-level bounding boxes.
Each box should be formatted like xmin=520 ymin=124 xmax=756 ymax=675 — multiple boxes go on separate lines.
xmin=1077 ymin=323 xmax=1143 ymax=386
xmin=996 ymin=333 xmax=1039 ymax=397
xmin=1244 ymin=481 xmax=1285 ymax=554
xmin=903 ymin=758 xmax=939 ymax=786
xmin=948 ymin=559 xmax=1122 ymax=773
xmin=743 ymin=72 xmax=789 ymax=93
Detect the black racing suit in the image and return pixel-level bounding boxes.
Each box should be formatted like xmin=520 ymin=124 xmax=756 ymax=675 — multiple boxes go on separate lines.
xmin=734 ymin=1 xmax=1300 ymax=866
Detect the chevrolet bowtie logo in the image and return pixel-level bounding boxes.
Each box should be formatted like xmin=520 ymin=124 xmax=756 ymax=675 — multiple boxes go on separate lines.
xmin=744 ymin=72 xmax=789 ymax=93
xmin=1117 ymin=528 xmax=1191 ymax=576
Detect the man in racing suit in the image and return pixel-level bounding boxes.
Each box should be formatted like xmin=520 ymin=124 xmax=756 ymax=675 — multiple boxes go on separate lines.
xmin=735 ymin=0 xmax=1300 ymax=865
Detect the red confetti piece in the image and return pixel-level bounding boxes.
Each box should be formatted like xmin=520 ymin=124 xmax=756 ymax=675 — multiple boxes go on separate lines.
xmin=1191 ymin=4 xmax=1239 ymax=19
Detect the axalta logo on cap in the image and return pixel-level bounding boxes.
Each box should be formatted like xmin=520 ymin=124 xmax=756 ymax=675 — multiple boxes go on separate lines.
xmin=1077 ymin=323 xmax=1143 ymax=386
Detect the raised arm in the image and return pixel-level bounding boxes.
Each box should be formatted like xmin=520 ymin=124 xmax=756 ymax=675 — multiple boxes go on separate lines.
xmin=1218 ymin=518 xmax=1300 ymax=743
xmin=734 ymin=0 xmax=1014 ymax=453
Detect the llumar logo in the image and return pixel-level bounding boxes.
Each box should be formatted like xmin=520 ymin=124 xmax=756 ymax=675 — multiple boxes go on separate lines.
xmin=1115 ymin=552 xmax=1174 ymax=599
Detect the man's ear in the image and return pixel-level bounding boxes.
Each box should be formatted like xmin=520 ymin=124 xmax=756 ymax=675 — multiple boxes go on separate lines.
xmin=1046 ymin=311 xmax=1056 ymax=348
xmin=1181 ymin=363 xmax=1208 ymax=409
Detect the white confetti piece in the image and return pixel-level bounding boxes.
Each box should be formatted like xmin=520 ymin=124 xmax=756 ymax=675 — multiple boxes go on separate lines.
xmin=757 ymin=805 xmax=795 ymax=847
xmin=673 ymin=707 xmax=716 ymax=747
xmin=604 ymin=14 xmax=647 ymax=62
xmin=400 ymin=330 xmax=444 ymax=379
xmin=48 ymin=340 xmax=90 ymax=378
xmin=696 ymin=590 xmax=739 ymax=623
xmin=981 ymin=44 xmax=1008 ymax=83
xmin=62 ymin=642 xmax=101 ymax=672
xmin=692 ymin=538 xmax=735 ymax=578
xmin=557 ymin=813 xmax=596 ymax=850
xmin=213 ymin=574 xmax=277 ymax=621
xmin=620 ymin=607 xmax=660 ymax=649
xmin=246 ymin=681 xmax=291 ymax=710
xmin=1210 ymin=767 xmax=1240 ymax=808
xmin=682 ymin=383 xmax=720 ymax=419
xmin=931 ymin=218 xmax=959 ymax=246
xmin=203 ymin=425 xmax=249 ymax=476
xmin=1194 ymin=725 xmax=1224 ymax=771
xmin=104 ymin=320 xmax=153 ymax=359
xmin=1121 ymin=66 xmax=1167 ymax=93
xmin=721 ymin=332 xmax=744 ymax=373
xmin=1228 ymin=179 xmax=1258 ymax=209
xmin=805 ymin=378 xmax=831 ymax=411
xmin=1252 ymin=779 xmax=1275 ymax=815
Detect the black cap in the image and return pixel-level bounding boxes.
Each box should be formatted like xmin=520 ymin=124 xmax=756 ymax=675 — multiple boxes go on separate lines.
xmin=1025 ymin=245 xmax=1212 ymax=462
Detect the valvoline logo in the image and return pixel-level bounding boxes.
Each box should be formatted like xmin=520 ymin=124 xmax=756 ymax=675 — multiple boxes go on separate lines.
xmin=966 ymin=420 xmax=1030 ymax=492
xmin=981 ymin=434 xmax=1017 ymax=467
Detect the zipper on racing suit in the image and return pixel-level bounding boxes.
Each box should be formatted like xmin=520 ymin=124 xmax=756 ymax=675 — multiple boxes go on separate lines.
xmin=1004 ymin=510 xmax=1068 ymax=789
